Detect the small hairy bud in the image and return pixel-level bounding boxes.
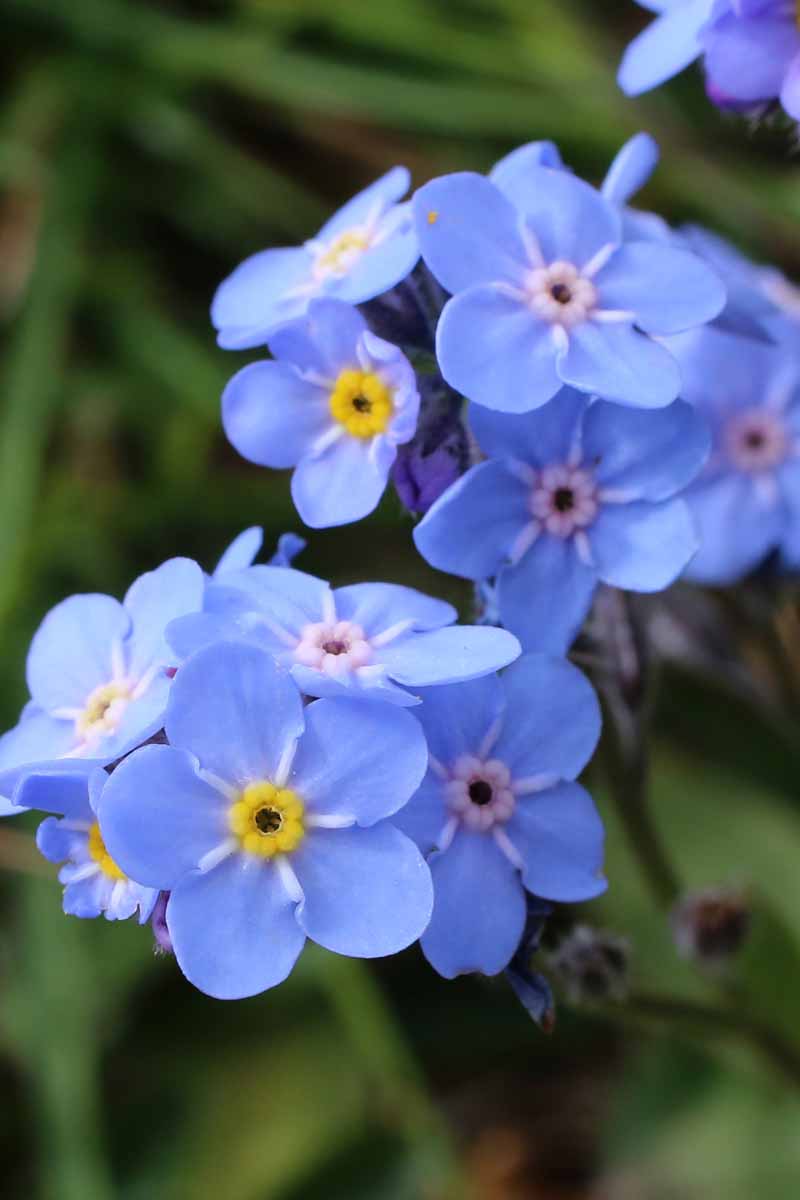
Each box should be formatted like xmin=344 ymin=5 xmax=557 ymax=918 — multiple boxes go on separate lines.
xmin=671 ymin=887 xmax=751 ymax=967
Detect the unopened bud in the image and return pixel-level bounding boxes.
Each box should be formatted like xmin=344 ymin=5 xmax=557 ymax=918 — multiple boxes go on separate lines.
xmin=671 ymin=887 xmax=751 ymax=967
xmin=548 ymin=925 xmax=629 ymax=1004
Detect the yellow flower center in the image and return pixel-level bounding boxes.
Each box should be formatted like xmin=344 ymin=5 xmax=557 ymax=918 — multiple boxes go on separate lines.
xmin=88 ymin=822 xmax=126 ymax=881
xmin=315 ymin=230 xmax=369 ymax=277
xmin=329 ymin=369 xmax=393 ymax=439
xmin=76 ymin=681 xmax=131 ymax=741
xmin=228 ymin=781 xmax=305 ymax=858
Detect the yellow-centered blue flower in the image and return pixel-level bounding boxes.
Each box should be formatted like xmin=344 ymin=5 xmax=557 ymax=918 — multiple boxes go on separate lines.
xmin=88 ymin=821 xmax=127 ymax=880
xmin=329 ymin=369 xmax=393 ymax=439
xmin=228 ymin=781 xmax=305 ymax=858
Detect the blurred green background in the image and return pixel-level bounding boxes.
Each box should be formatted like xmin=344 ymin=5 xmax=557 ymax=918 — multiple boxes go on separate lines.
xmin=3 ymin=0 xmax=800 ymax=1196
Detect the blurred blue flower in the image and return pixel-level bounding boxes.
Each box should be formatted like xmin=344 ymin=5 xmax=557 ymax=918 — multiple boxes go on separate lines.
xmin=668 ymin=326 xmax=800 ymax=583
xmin=212 ymin=168 xmax=419 ymax=350
xmin=413 ymin=161 xmax=724 ymax=412
xmin=98 ymin=641 xmax=433 ymax=999
xmin=34 ymin=768 xmax=158 ymax=923
xmin=213 ymin=527 xmax=306 ymax=576
xmin=619 ymin=1 xmax=800 ymax=122
xmin=0 ymin=558 xmax=205 ymax=812
xmin=222 ymin=299 xmax=420 ymax=528
xmin=167 ymin=568 xmax=521 ymax=706
xmin=393 ymin=655 xmax=604 ymax=978
xmin=414 ymin=390 xmax=709 ymax=653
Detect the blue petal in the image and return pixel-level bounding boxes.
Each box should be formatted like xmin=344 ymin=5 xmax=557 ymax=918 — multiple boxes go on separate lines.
xmin=317 ymin=167 xmax=410 ymax=241
xmin=222 ymin=361 xmax=330 ymax=468
xmin=589 ymin=498 xmax=698 ymax=591
xmin=0 ymin=708 xmax=76 ymax=774
xmin=293 ymin=822 xmax=433 ymax=956
xmin=517 ymin=168 xmax=622 ymax=267
xmin=468 ymin=389 xmax=588 ymax=465
xmin=505 ymin=782 xmax=606 ymax=902
xmin=493 ymin=654 xmax=601 ymax=781
xmin=167 ymin=856 xmax=306 ymax=999
xmin=15 ymin=763 xmax=96 ymax=818
xmin=332 ymin=214 xmax=419 ymax=306
xmin=62 ymin=876 xmax=105 ymax=920
xmin=211 ymin=247 xmax=313 ymax=350
xmin=288 ymin=698 xmax=428 ymax=825
xmin=618 ymin=0 xmax=709 ymax=96
xmin=421 ymin=829 xmax=526 ymax=977
xmin=374 ymin=626 xmax=520 ymax=687
xmin=413 ymin=674 xmax=506 ymax=766
xmin=269 ymin=299 xmax=367 ymax=378
xmin=214 ymin=527 xmax=264 ymax=576
xmin=333 ymin=582 xmax=455 ymax=634
xmin=269 ymin=532 xmax=306 ymax=567
xmin=497 ymin=536 xmax=597 ymax=654
xmin=683 ymin=473 xmax=783 ymax=585
xmin=124 ymin=558 xmax=205 ymax=680
xmin=219 ymin=564 xmax=329 ymax=632
xmin=413 ymin=173 xmax=529 ymax=294
xmin=94 ymin=671 xmax=172 ymax=763
xmin=584 ymin=399 xmax=710 ymax=501
xmin=166 ymin=612 xmax=241 ymax=662
xmin=596 ymin=243 xmax=725 ymax=335
xmin=289 ymin=664 xmax=419 ymax=707
xmin=413 ymin=462 xmax=530 ymax=581
xmin=489 ymin=141 xmax=565 ymax=204
xmin=704 ymin=15 xmax=794 ymax=103
xmin=437 ymin=285 xmax=561 ymax=413
xmin=291 ymin=435 xmax=392 ymax=528
xmin=390 ymin=773 xmax=448 ymax=855
xmin=165 ymin=642 xmax=305 ymax=788
xmin=99 ymin=744 xmax=230 ymax=890
xmin=26 ymin=594 xmax=130 ymax=713
xmin=667 ymin=326 xmax=777 ymax=416
xmin=601 ymin=133 xmax=660 ymax=206
xmin=559 ymin=321 xmax=680 ymax=408
xmin=36 ymin=815 xmax=88 ymax=863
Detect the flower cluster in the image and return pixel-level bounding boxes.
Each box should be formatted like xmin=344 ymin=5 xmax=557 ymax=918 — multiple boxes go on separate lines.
xmin=6 ymin=122 xmax=800 ymax=1010
xmin=619 ymin=0 xmax=800 ymax=123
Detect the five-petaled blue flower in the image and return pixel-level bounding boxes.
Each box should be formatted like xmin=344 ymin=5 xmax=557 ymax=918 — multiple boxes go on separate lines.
xmin=167 ymin=567 xmax=521 ymax=706
xmin=222 ymin=300 xmax=420 ymax=528
xmin=414 ymin=390 xmax=709 ymax=653
xmin=393 ymin=655 xmax=605 ymax=978
xmin=0 ymin=557 xmax=204 ymax=813
xmin=212 ymin=168 xmax=419 ymax=350
xmin=412 ymin=158 xmax=724 ymax=412
xmin=668 ymin=326 xmax=800 ymax=584
xmin=619 ymin=1 xmax=800 ymax=122
xmin=97 ymin=641 xmax=433 ymax=999
xmin=29 ymin=769 xmax=158 ymax=923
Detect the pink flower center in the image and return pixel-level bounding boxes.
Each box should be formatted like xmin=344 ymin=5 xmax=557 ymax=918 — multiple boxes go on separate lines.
xmin=294 ymin=620 xmax=372 ymax=676
xmin=530 ymin=464 xmax=599 ymax=537
xmin=525 ymin=261 xmax=598 ymax=328
xmin=724 ymin=409 xmax=788 ymax=473
xmin=445 ymin=755 xmax=515 ymax=832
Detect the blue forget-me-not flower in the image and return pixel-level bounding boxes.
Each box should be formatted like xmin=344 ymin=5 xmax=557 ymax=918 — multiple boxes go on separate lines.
xmin=413 ymin=156 xmax=725 ymax=412
xmin=393 ymin=655 xmax=604 ymax=978
xmin=414 ymin=390 xmax=709 ymax=653
xmin=222 ymin=299 xmax=420 ymax=528
xmin=212 ymin=168 xmax=419 ymax=350
xmin=98 ymin=641 xmax=433 ymax=999
xmin=668 ymin=326 xmax=800 ymax=584
xmin=167 ymin=568 xmax=521 ymax=706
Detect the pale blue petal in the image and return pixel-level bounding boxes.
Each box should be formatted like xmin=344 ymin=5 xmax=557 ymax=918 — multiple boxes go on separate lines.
xmin=618 ymin=0 xmax=709 ymax=96
xmin=288 ymin=699 xmax=427 ymax=825
xmin=165 ymin=642 xmax=305 ymax=788
xmin=489 ymin=141 xmax=565 ymax=204
xmin=421 ymin=829 xmax=526 ymax=977
xmin=515 ymin=167 xmax=621 ymax=267
xmin=505 ymin=782 xmax=606 ymax=902
xmin=14 ymin=763 xmax=96 ymax=818
xmin=166 ymin=612 xmax=241 ymax=662
xmin=704 ymin=15 xmax=795 ymax=103
xmin=412 ymin=675 xmax=506 ymax=767
xmin=559 ymin=321 xmax=680 ymax=408
xmin=493 ymin=654 xmax=601 ymax=781
xmin=0 ymin=708 xmax=76 ymax=772
xmin=124 ymin=558 xmax=205 ymax=680
xmin=222 ymin=361 xmax=330 ymax=468
xmin=589 ymin=498 xmax=698 ymax=591
xmin=468 ymin=389 xmax=588 ymax=465
xmin=583 ymin=399 xmax=710 ymax=501
xmin=497 ymin=536 xmax=597 ymax=654
xmin=94 ymin=671 xmax=172 ymax=763
xmin=596 ymin=243 xmax=725 ymax=335
xmin=412 ymin=173 xmax=529 ymax=294
xmin=391 ymin=773 xmax=448 ymax=855
xmin=289 ymin=664 xmax=419 ymax=707
xmin=99 ymin=744 xmax=229 ymax=889
xmin=270 ymin=299 xmax=367 ymax=377
xmin=413 ymin=462 xmax=530 ymax=581
xmin=683 ymin=474 xmax=782 ymax=584
xmin=317 ymin=167 xmax=410 ymax=241
xmin=214 ymin=527 xmax=264 ymax=576
xmin=601 ymin=133 xmax=660 ymax=206
xmin=374 ymin=626 xmax=520 ymax=687
xmin=26 ymin=595 xmax=130 ymax=712
xmin=332 ymin=583 xmax=455 ymax=634
xmin=333 ymin=215 xmax=419 ymax=305
xmin=291 ymin=435 xmax=391 ymax=528
xmin=437 ymin=286 xmax=561 ymax=413
xmin=212 ymin=247 xmax=313 ymax=350
xmin=167 ymin=857 xmax=306 ymax=999
xmin=293 ymin=823 xmax=433 ymax=956
xmin=36 ymin=816 xmax=88 ymax=863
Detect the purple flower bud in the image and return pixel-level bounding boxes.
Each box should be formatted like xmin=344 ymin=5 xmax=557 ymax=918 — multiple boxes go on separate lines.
xmin=392 ymin=377 xmax=470 ymax=515
xmin=151 ymin=891 xmax=173 ymax=956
